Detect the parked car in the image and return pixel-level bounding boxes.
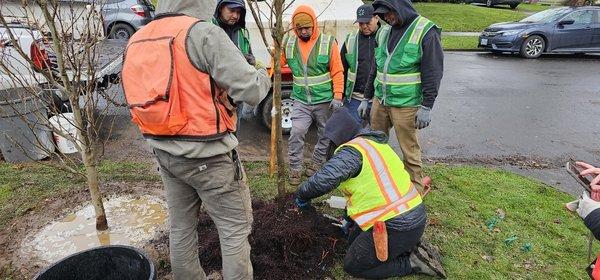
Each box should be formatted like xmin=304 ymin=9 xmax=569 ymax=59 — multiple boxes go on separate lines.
xmin=465 ymin=0 xmax=522 ymax=9
xmin=479 ymin=6 xmax=600 ymax=58
xmin=102 ymin=0 xmax=155 ymax=40
xmin=0 ymin=21 xmax=55 ymax=90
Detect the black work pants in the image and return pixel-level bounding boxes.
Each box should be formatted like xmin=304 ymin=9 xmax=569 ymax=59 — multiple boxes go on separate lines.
xmin=343 ymin=224 xmax=425 ymax=279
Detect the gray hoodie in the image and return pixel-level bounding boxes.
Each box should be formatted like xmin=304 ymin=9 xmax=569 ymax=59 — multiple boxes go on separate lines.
xmin=146 ymin=0 xmax=271 ymax=158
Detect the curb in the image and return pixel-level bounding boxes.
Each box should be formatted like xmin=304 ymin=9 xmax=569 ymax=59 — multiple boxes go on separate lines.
xmin=443 ymin=48 xmax=482 ymax=52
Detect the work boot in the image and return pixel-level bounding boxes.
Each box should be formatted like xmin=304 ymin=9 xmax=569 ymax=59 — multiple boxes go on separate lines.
xmin=410 ymin=241 xmax=446 ymax=278
xmin=304 ymin=161 xmax=321 ymax=177
xmin=289 ymin=169 xmax=302 ymax=186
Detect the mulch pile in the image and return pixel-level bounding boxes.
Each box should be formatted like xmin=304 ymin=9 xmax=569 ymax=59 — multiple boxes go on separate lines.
xmin=197 ymin=195 xmax=347 ymax=279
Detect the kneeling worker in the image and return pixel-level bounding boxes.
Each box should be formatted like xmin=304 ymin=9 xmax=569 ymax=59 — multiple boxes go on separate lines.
xmin=294 ymin=108 xmax=446 ymax=279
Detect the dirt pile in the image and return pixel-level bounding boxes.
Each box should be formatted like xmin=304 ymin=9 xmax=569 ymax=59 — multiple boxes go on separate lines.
xmin=154 ymin=195 xmax=347 ymax=279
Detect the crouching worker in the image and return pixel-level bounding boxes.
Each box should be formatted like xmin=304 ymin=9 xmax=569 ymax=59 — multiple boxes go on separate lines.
xmin=294 ymin=107 xmax=446 ymax=279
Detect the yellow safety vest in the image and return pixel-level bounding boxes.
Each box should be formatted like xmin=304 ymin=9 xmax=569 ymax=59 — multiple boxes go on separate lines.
xmin=337 ymin=137 xmax=422 ymax=231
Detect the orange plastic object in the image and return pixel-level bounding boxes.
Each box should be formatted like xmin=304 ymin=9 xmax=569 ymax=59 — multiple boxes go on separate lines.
xmin=373 ymin=221 xmax=388 ymax=262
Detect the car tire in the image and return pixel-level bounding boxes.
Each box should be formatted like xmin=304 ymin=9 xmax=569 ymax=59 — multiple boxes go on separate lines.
xmin=108 ymin=23 xmax=135 ymax=40
xmin=486 ymin=0 xmax=494 ymax=7
xmin=261 ymin=89 xmax=293 ymax=135
xmin=520 ymin=35 xmax=545 ymax=59
xmin=509 ymin=3 xmax=519 ymax=8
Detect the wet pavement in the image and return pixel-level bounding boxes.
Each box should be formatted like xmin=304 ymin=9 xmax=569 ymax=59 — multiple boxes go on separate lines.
xmin=236 ymin=52 xmax=600 ymax=195
xmin=102 ymin=52 xmax=600 ymax=195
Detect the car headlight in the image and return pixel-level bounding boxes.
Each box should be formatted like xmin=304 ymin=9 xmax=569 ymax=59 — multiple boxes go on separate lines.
xmin=498 ymin=30 xmax=523 ymax=36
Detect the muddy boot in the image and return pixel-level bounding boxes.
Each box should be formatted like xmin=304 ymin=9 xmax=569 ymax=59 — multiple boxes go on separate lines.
xmin=304 ymin=162 xmax=320 ymax=177
xmin=410 ymin=242 xmax=447 ymax=278
xmin=289 ymin=169 xmax=302 ymax=186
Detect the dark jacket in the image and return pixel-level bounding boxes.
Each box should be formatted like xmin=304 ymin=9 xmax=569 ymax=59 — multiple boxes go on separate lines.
xmin=363 ymin=0 xmax=443 ymax=109
xmin=296 ymin=108 xmax=426 ymax=231
xmin=213 ymin=0 xmax=252 ymax=54
xmin=340 ymin=27 xmax=378 ymax=96
xmin=585 ymin=208 xmax=600 ymax=241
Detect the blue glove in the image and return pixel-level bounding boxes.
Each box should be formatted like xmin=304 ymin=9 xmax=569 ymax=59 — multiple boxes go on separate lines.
xmin=295 ymin=197 xmax=310 ymax=209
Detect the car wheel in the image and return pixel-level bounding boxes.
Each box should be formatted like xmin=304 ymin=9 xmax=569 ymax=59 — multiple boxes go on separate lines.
xmin=486 ymin=0 xmax=494 ymax=7
xmin=261 ymin=89 xmax=293 ymax=135
xmin=509 ymin=3 xmax=519 ymax=8
xmin=520 ymin=35 xmax=545 ymax=59
xmin=108 ymin=23 xmax=135 ymax=40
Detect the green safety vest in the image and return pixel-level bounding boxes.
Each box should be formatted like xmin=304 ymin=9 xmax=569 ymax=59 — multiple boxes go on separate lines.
xmin=211 ymin=18 xmax=252 ymax=56
xmin=343 ymin=31 xmax=359 ymax=100
xmin=374 ymin=16 xmax=436 ymax=107
xmin=284 ymin=33 xmax=335 ymax=105
xmin=336 ymin=137 xmax=422 ymax=231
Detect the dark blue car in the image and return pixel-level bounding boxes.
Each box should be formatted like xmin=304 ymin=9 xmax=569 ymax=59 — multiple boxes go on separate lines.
xmin=479 ymin=6 xmax=600 ymax=58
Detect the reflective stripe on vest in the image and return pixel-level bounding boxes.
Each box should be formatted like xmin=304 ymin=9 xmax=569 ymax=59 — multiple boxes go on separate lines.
xmin=376 ymin=72 xmax=421 ymax=85
xmin=344 ymin=137 xmax=421 ymax=229
xmin=409 ymin=17 xmax=430 ymax=45
xmin=287 ymin=34 xmax=333 ymax=87
xmin=346 ymin=31 xmax=358 ymax=83
xmin=351 ymin=187 xmax=420 ymax=229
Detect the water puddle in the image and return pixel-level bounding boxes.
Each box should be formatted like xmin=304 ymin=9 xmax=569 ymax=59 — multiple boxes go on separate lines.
xmin=20 ymin=195 xmax=167 ymax=264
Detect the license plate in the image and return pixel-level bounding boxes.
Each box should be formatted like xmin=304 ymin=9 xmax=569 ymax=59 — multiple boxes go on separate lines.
xmin=481 ymin=38 xmax=488 ymax=45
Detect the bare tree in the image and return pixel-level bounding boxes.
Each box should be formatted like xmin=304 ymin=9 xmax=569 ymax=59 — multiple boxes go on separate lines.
xmin=0 ymin=0 xmax=124 ymax=230
xmin=246 ymin=0 xmax=290 ymax=196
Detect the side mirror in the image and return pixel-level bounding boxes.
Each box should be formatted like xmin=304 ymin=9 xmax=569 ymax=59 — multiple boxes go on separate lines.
xmin=558 ymin=19 xmax=575 ymax=26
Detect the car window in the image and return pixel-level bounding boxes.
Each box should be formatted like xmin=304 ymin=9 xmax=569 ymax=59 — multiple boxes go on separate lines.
xmin=562 ymin=10 xmax=594 ymax=25
xmin=520 ymin=7 xmax=570 ymax=23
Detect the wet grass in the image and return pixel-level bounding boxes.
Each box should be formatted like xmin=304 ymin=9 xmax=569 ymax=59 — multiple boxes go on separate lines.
xmin=1 ymin=160 xmax=594 ymax=279
xmin=245 ymin=162 xmax=594 ymax=279
xmin=0 ymin=161 xmax=157 ymax=229
xmin=414 ymin=3 xmax=554 ymax=32
xmin=443 ymin=36 xmax=479 ymax=50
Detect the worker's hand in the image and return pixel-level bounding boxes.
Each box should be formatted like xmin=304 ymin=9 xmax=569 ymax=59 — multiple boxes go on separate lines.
xmin=357 ymin=100 xmax=370 ymax=119
xmin=575 ymin=192 xmax=600 ymax=219
xmin=244 ymin=54 xmax=256 ymax=66
xmin=415 ymin=105 xmax=431 ymax=129
xmin=295 ymin=197 xmax=311 ymax=210
xmin=329 ymin=99 xmax=343 ymax=111
xmin=254 ymin=59 xmax=266 ymax=70
xmin=577 ymin=162 xmax=600 ymax=188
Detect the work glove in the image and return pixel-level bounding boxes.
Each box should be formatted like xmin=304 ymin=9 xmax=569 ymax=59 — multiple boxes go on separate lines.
xmin=295 ymin=197 xmax=311 ymax=210
xmin=244 ymin=54 xmax=256 ymax=66
xmin=329 ymin=99 xmax=343 ymax=111
xmin=357 ymin=100 xmax=369 ymax=119
xmin=254 ymin=59 xmax=266 ymax=70
xmin=414 ymin=105 xmax=431 ymax=129
xmin=576 ymin=192 xmax=600 ymax=219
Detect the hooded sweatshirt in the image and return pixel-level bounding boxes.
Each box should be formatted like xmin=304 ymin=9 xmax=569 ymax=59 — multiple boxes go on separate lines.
xmin=145 ymin=0 xmax=271 ymax=158
xmin=280 ymin=5 xmax=345 ymax=101
xmin=340 ymin=23 xmax=380 ymax=98
xmin=297 ymin=123 xmax=426 ymax=231
xmin=363 ymin=0 xmax=443 ymax=109
xmin=213 ymin=0 xmax=252 ymax=54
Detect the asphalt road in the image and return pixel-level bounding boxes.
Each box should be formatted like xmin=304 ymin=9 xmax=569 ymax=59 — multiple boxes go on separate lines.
xmin=104 ymin=51 xmax=600 ymax=195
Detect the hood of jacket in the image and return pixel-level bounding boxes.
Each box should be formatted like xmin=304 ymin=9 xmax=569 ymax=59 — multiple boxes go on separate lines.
xmin=291 ymin=5 xmax=320 ymax=41
xmin=323 ymin=107 xmax=362 ymax=147
xmin=214 ymin=0 xmax=247 ymax=29
xmin=156 ymin=0 xmax=214 ymax=21
xmin=372 ymin=0 xmax=419 ymax=27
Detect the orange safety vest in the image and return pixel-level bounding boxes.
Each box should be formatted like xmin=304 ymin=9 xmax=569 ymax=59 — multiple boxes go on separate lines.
xmin=122 ymin=14 xmax=236 ymax=140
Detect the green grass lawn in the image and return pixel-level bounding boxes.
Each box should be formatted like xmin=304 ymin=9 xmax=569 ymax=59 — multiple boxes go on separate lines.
xmin=1 ymin=160 xmax=594 ymax=279
xmin=443 ymin=35 xmax=480 ymax=50
xmin=414 ymin=3 xmax=553 ymax=32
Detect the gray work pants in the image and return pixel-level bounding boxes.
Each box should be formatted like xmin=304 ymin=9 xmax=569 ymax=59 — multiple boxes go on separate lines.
xmin=288 ymin=100 xmax=331 ymax=171
xmin=154 ymin=149 xmax=253 ymax=280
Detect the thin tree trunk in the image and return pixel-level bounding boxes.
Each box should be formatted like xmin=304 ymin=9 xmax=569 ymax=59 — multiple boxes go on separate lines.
xmin=83 ymin=151 xmax=108 ymax=231
xmin=273 ymin=0 xmax=286 ymax=195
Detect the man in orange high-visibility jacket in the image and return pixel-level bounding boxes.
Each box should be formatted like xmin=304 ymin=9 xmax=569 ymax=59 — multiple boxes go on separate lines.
xmin=121 ymin=0 xmax=271 ymax=279
xmin=295 ymin=107 xmax=446 ymax=279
